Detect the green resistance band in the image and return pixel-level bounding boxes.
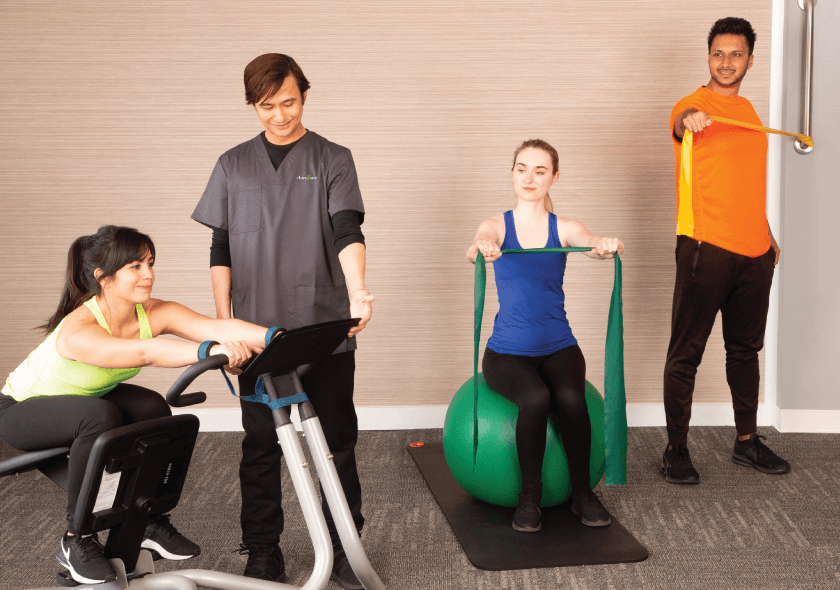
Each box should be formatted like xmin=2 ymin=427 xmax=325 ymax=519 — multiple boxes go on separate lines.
xmin=474 ymin=248 xmax=627 ymax=486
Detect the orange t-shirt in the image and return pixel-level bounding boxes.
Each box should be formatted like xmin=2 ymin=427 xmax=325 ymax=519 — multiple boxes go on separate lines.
xmin=670 ymin=86 xmax=770 ymax=257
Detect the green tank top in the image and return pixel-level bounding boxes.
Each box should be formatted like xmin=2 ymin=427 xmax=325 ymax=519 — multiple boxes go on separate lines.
xmin=2 ymin=297 xmax=153 ymax=402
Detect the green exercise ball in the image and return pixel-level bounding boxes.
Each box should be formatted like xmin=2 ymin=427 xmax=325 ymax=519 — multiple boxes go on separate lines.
xmin=443 ymin=372 xmax=606 ymax=508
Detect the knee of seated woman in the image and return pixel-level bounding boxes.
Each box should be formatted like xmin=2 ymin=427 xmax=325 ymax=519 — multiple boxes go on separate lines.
xmin=517 ymin=390 xmax=552 ymax=416
xmin=550 ymin=385 xmax=588 ymax=408
xmin=79 ymin=401 xmax=124 ymax=435
xmin=131 ymin=397 xmax=172 ymax=422
xmin=103 ymin=384 xmax=171 ymax=422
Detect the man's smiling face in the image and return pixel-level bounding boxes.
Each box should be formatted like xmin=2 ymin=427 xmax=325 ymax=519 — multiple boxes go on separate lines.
xmin=708 ymin=33 xmax=753 ymax=90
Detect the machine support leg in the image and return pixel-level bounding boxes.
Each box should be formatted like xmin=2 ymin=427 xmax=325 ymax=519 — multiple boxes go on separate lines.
xmin=263 ymin=374 xmax=333 ymax=589
xmin=132 ymin=372 xmax=385 ymax=590
xmin=128 ymin=573 xmax=198 ymax=590
xmin=300 ymin=409 xmax=386 ymax=590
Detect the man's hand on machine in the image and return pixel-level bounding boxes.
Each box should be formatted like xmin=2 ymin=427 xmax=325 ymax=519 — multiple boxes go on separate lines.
xmin=348 ymin=289 xmax=375 ymax=336
xmin=209 ymin=340 xmax=261 ymax=375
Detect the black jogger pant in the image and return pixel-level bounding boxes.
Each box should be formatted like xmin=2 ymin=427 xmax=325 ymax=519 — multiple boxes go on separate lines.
xmin=482 ymin=344 xmax=591 ymax=496
xmin=0 ymin=384 xmax=171 ymax=532
xmin=664 ymin=236 xmax=775 ymax=447
xmin=237 ymin=350 xmax=363 ymax=547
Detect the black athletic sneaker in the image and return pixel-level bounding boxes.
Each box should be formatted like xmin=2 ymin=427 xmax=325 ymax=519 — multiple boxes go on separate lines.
xmin=571 ymin=488 xmax=612 ymax=527
xmin=331 ymin=546 xmax=364 ymax=590
xmin=239 ymin=543 xmax=286 ymax=583
xmin=56 ymin=532 xmax=117 ymax=585
xmin=662 ymin=445 xmax=700 ymax=484
xmin=732 ymin=434 xmax=791 ymax=474
xmin=511 ymin=493 xmax=542 ymax=532
xmin=141 ymin=513 xmax=201 ymax=560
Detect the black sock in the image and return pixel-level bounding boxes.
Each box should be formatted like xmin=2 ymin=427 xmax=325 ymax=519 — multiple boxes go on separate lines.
xmin=520 ymin=482 xmax=542 ymax=500
xmin=571 ymin=481 xmax=591 ymax=496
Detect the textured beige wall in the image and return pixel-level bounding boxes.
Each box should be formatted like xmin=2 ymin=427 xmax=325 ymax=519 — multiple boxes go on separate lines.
xmin=0 ymin=1 xmax=770 ymax=408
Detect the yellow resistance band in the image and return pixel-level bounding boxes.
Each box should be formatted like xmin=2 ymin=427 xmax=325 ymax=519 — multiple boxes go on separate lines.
xmin=677 ymin=117 xmax=814 ymax=237
xmin=677 ymin=131 xmax=696 ymax=236
xmin=709 ymin=115 xmax=814 ymax=148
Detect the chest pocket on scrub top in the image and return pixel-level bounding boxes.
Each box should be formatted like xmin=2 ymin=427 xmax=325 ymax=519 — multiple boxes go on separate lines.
xmin=229 ymin=188 xmax=262 ymax=234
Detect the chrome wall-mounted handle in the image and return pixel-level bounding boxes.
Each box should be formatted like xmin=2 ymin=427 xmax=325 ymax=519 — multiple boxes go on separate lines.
xmin=794 ymin=0 xmax=815 ymax=154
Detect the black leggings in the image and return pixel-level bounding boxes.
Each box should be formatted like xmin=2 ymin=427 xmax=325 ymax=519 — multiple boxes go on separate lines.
xmin=482 ymin=344 xmax=591 ymax=497
xmin=0 ymin=384 xmax=171 ymax=532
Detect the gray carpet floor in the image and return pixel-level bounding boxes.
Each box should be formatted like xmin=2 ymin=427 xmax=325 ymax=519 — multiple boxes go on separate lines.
xmin=1 ymin=426 xmax=838 ymax=589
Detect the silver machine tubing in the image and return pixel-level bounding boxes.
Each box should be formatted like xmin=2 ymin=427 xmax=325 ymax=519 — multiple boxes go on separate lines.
xmin=301 ymin=416 xmax=386 ymax=590
xmin=119 ymin=420 xmax=341 ymax=590
xmin=128 ymin=573 xmax=199 ymax=590
xmin=136 ymin=568 xmax=302 ymax=590
xmin=794 ymin=0 xmax=815 ymax=154
xmin=272 ymin=421 xmax=335 ymax=590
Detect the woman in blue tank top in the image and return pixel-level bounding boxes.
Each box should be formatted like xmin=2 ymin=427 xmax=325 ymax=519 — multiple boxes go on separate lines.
xmin=466 ymin=139 xmax=625 ymax=533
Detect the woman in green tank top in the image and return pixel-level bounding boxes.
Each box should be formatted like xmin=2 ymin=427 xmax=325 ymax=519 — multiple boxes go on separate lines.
xmin=0 ymin=225 xmax=268 ymax=585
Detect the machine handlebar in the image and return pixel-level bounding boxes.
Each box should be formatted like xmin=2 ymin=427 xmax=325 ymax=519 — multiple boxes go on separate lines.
xmin=165 ymin=354 xmax=230 ymax=407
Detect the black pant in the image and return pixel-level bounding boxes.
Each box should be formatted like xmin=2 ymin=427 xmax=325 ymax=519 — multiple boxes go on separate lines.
xmin=482 ymin=344 xmax=591 ymax=496
xmin=664 ymin=236 xmax=775 ymax=446
xmin=238 ymin=351 xmax=363 ymax=546
xmin=0 ymin=384 xmax=171 ymax=532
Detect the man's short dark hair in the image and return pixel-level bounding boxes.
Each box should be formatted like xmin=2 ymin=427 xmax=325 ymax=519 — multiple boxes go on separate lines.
xmin=708 ymin=17 xmax=756 ymax=55
xmin=244 ymin=53 xmax=311 ymax=105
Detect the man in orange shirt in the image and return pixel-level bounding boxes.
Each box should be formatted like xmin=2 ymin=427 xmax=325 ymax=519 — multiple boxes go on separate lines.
xmin=661 ymin=17 xmax=789 ymax=484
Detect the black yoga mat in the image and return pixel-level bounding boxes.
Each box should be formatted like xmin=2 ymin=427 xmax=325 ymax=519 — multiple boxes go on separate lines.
xmin=408 ymin=441 xmax=648 ymax=571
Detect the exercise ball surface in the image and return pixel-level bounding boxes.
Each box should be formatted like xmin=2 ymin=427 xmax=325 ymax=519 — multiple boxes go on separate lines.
xmin=443 ymin=372 xmax=606 ymax=508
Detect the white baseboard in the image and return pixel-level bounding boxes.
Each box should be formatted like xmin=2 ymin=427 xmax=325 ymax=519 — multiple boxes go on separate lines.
xmin=173 ymin=405 xmax=452 ymax=432
xmin=355 ymin=405 xmax=449 ymax=430
xmin=174 ymin=403 xmax=836 ymax=433
xmin=780 ymin=410 xmax=840 ymax=433
xmin=172 ymin=408 xmax=245 ymax=431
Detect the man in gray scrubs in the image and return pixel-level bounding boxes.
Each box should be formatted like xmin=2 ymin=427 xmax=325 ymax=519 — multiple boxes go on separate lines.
xmin=191 ymin=53 xmax=373 ymax=589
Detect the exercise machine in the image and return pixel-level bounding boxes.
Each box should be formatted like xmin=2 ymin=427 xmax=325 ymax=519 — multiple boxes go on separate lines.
xmin=0 ymin=318 xmax=386 ymax=590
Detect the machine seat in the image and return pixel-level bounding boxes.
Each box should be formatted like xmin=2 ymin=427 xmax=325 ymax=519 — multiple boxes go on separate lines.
xmin=0 ymin=447 xmax=71 ymax=478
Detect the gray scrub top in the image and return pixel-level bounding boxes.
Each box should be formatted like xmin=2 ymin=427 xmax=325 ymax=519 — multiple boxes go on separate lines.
xmin=191 ymin=130 xmax=365 ymax=354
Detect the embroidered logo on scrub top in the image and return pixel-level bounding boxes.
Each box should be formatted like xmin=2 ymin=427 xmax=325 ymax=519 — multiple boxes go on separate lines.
xmin=296 ymin=175 xmax=318 ymax=180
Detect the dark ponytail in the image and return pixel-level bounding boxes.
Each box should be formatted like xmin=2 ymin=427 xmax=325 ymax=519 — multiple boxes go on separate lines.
xmin=40 ymin=225 xmax=156 ymax=333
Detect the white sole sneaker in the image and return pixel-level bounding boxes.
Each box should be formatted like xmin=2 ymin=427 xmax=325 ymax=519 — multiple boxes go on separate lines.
xmin=141 ymin=538 xmax=198 ymax=561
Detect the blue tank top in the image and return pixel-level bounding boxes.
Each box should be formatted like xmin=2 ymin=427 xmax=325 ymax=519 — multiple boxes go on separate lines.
xmin=486 ymin=210 xmax=577 ymax=356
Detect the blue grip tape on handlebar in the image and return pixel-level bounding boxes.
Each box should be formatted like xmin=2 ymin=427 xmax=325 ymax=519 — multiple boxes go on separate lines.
xmin=198 ymin=339 xmax=239 ymax=399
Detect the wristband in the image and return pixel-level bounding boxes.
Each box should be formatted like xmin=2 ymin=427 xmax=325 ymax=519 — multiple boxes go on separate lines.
xmin=265 ymin=326 xmax=285 ymax=347
xmin=198 ymin=340 xmax=220 ymax=360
